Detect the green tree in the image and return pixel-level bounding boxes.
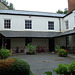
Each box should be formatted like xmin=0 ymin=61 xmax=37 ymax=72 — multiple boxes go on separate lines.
xmin=0 ymin=0 xmax=14 ymax=10
xmin=57 ymin=10 xmax=63 ymax=14
xmin=9 ymin=3 xmax=14 ymax=10
xmin=64 ymin=8 xmax=68 ymax=14
xmin=57 ymin=8 xmax=68 ymax=14
xmin=2 ymin=0 xmax=8 ymax=6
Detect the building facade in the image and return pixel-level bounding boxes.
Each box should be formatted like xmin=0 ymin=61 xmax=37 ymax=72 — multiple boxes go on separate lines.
xmin=0 ymin=9 xmax=75 ymax=53
xmin=0 ymin=0 xmax=75 ymax=53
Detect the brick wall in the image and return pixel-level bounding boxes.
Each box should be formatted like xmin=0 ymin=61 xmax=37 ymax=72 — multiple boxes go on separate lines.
xmin=68 ymin=0 xmax=75 ymax=13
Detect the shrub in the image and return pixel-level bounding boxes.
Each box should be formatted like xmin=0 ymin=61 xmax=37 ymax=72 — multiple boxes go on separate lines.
xmin=68 ymin=61 xmax=75 ymax=73
xmin=7 ymin=58 xmax=30 ymax=75
xmin=0 ymin=48 xmax=11 ymax=59
xmin=0 ymin=58 xmax=33 ymax=75
xmin=26 ymin=43 xmax=36 ymax=54
xmin=0 ymin=58 xmax=15 ymax=72
xmin=53 ymin=63 xmax=68 ymax=74
xmin=44 ymin=71 xmax=52 ymax=75
xmin=53 ymin=62 xmax=75 ymax=75
xmin=57 ymin=49 xmax=69 ymax=57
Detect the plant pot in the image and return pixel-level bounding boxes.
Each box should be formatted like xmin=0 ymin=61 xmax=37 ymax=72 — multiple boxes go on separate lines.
xmin=26 ymin=52 xmax=35 ymax=55
xmin=64 ymin=73 xmax=71 ymax=75
xmin=59 ymin=55 xmax=67 ymax=57
xmin=72 ymin=71 xmax=75 ymax=75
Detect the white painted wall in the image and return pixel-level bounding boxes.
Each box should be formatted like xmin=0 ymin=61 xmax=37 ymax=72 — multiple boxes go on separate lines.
xmin=63 ymin=12 xmax=74 ymax=32
xmin=0 ymin=11 xmax=75 ymax=32
xmin=61 ymin=18 xmax=65 ymax=32
xmin=0 ymin=14 xmax=60 ymax=32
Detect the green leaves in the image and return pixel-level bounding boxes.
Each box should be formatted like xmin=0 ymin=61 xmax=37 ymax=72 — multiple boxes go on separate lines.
xmin=0 ymin=48 xmax=11 ymax=59
xmin=0 ymin=0 xmax=14 ymax=9
xmin=27 ymin=43 xmax=36 ymax=54
xmin=57 ymin=8 xmax=68 ymax=14
xmin=44 ymin=71 xmax=52 ymax=75
xmin=53 ymin=62 xmax=75 ymax=74
xmin=68 ymin=61 xmax=75 ymax=72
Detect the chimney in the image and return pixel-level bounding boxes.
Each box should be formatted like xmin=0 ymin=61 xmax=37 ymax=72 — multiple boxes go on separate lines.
xmin=68 ymin=0 xmax=75 ymax=13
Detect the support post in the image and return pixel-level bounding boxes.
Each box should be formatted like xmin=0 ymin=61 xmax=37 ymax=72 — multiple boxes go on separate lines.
xmin=66 ymin=36 xmax=68 ymax=49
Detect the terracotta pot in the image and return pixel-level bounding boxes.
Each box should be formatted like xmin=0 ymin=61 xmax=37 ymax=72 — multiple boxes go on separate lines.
xmin=72 ymin=71 xmax=75 ymax=75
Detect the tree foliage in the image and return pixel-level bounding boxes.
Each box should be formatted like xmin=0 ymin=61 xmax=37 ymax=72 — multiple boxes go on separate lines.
xmin=0 ymin=0 xmax=14 ymax=9
xmin=57 ymin=8 xmax=68 ymax=14
xmin=9 ymin=3 xmax=14 ymax=10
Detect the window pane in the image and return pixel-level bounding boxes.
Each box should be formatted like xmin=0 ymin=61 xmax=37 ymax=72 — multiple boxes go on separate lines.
xmin=65 ymin=21 xmax=69 ymax=29
xmin=25 ymin=20 xmax=32 ymax=29
xmin=4 ymin=19 xmax=11 ymax=29
xmin=48 ymin=22 xmax=54 ymax=30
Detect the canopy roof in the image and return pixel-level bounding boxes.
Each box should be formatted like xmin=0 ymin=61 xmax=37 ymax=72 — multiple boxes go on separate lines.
xmin=0 ymin=31 xmax=61 ymax=38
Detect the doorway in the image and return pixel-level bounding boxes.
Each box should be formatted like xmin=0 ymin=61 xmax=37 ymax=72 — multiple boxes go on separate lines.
xmin=5 ymin=39 xmax=11 ymax=49
xmin=49 ymin=38 xmax=55 ymax=52
xmin=25 ymin=38 xmax=32 ymax=46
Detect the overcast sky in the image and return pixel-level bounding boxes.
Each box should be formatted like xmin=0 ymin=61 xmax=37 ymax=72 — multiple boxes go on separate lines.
xmin=7 ymin=0 xmax=68 ymax=13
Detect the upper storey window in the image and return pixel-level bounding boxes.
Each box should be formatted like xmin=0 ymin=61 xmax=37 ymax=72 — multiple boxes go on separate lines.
xmin=25 ymin=20 xmax=32 ymax=29
xmin=48 ymin=21 xmax=54 ymax=30
xmin=65 ymin=20 xmax=69 ymax=29
xmin=4 ymin=19 xmax=11 ymax=29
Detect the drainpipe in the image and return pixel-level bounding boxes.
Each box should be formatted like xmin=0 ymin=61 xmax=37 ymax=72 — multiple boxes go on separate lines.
xmin=59 ymin=18 xmax=61 ymax=32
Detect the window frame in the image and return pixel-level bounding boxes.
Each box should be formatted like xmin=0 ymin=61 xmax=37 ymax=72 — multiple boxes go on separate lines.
xmin=65 ymin=20 xmax=69 ymax=29
xmin=48 ymin=21 xmax=54 ymax=30
xmin=4 ymin=19 xmax=11 ymax=29
xmin=25 ymin=20 xmax=32 ymax=29
xmin=66 ymin=36 xmax=69 ymax=45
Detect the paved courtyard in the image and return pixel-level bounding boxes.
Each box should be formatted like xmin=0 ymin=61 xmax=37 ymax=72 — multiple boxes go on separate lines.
xmin=10 ymin=53 xmax=75 ymax=75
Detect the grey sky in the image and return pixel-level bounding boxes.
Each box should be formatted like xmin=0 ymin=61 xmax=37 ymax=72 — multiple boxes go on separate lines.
xmin=7 ymin=0 xmax=68 ymax=13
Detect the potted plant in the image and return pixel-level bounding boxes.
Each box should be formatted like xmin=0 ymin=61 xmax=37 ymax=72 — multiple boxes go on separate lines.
xmin=26 ymin=43 xmax=36 ymax=54
xmin=56 ymin=45 xmax=61 ymax=52
xmin=57 ymin=49 xmax=69 ymax=57
xmin=36 ymin=46 xmax=42 ymax=53
xmin=0 ymin=48 xmax=11 ymax=59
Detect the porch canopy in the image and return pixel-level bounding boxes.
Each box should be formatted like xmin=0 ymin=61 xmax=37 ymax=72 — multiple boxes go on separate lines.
xmin=56 ymin=29 xmax=75 ymax=37
xmin=0 ymin=31 xmax=61 ymax=38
